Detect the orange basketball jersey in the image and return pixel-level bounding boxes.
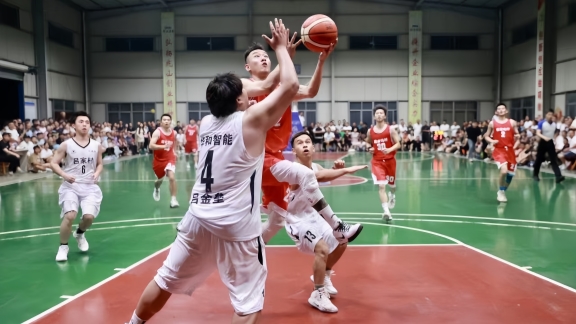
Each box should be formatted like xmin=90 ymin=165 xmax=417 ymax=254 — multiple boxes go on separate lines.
xmin=249 ymin=85 xmax=292 ymax=154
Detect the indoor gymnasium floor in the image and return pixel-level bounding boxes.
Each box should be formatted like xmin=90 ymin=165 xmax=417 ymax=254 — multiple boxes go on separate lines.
xmin=1 ymin=152 xmax=575 ymax=323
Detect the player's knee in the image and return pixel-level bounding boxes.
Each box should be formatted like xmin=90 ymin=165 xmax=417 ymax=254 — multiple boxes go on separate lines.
xmin=314 ymin=240 xmax=330 ymax=260
xmin=82 ymin=214 xmax=95 ymax=222
xmin=378 ymin=184 xmax=387 ymax=191
xmin=63 ymin=211 xmax=77 ymax=222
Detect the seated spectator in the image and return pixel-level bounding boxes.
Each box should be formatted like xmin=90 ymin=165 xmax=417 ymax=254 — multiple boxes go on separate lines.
xmin=29 ymin=145 xmax=52 ymax=173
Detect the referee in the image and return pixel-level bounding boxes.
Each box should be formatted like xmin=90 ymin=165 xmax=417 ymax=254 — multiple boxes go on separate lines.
xmin=533 ymin=109 xmax=565 ymax=183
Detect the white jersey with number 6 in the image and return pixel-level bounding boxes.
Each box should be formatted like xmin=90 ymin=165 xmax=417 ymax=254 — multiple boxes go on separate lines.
xmin=189 ymin=112 xmax=264 ymax=241
xmin=63 ymin=138 xmax=100 ymax=184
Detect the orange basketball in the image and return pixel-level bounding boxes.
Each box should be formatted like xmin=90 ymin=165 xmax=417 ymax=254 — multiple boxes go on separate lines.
xmin=300 ymin=14 xmax=338 ymax=53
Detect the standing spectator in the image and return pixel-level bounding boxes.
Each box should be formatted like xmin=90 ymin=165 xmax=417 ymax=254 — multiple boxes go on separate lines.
xmin=533 ymin=110 xmax=565 ymax=183
xmin=466 ymin=121 xmax=482 ymax=161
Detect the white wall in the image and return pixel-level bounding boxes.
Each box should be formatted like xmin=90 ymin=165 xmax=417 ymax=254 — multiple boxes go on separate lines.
xmin=555 ymin=2 xmax=576 ymax=115
xmin=88 ymin=0 xmax=496 ymax=124
xmin=501 ymin=0 xmax=537 ymax=101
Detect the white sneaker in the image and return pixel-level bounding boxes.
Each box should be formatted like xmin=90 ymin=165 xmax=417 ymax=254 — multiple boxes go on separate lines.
xmin=170 ymin=197 xmax=179 ymax=208
xmin=388 ymin=193 xmax=396 ymax=209
xmin=56 ymin=245 xmax=69 ymax=261
xmin=73 ymin=230 xmax=89 ymax=252
xmin=153 ymin=188 xmax=160 ymax=201
xmin=383 ymin=209 xmax=393 ymax=222
xmin=497 ymin=190 xmax=507 ymax=202
xmin=186 ymin=164 xmax=191 ymax=170
xmin=310 ymin=272 xmax=338 ymax=296
xmin=333 ymin=221 xmax=363 ymax=243
xmin=309 ymin=288 xmax=338 ymax=313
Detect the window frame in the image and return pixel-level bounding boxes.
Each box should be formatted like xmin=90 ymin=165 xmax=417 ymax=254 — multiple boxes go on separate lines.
xmin=297 ymin=102 xmax=317 ymax=126
xmin=187 ymin=36 xmax=235 ymax=51
xmin=105 ymin=37 xmax=155 ymax=52
xmin=48 ymin=22 xmax=75 ymax=48
xmin=188 ymin=102 xmax=211 ymax=121
xmin=0 ymin=1 xmax=19 ymax=29
xmin=429 ymin=101 xmax=478 ymax=125
xmin=349 ymin=35 xmax=398 ymax=50
xmin=349 ymin=101 xmax=398 ymax=126
xmin=510 ymin=97 xmax=535 ymax=121
xmin=107 ymin=103 xmax=156 ymax=125
xmin=430 ymin=35 xmax=479 ymax=50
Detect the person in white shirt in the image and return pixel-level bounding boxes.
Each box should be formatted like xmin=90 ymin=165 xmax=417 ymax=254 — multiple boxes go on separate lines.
xmin=440 ymin=120 xmax=450 ymax=132
xmin=324 ymin=130 xmax=335 ymax=151
xmin=342 ymin=122 xmax=352 ymax=132
xmin=299 ymin=111 xmax=305 ymax=126
xmin=40 ymin=142 xmax=54 ymax=163
xmin=4 ymin=122 xmax=20 ymax=143
xmin=398 ymin=120 xmax=408 ymax=134
xmin=17 ymin=136 xmax=35 ymax=156
xmin=413 ymin=120 xmax=422 ymax=139
xmin=450 ymin=121 xmax=460 ymax=137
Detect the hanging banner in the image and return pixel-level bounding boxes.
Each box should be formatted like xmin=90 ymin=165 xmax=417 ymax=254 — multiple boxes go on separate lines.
xmin=408 ymin=11 xmax=422 ymax=125
xmin=535 ymin=0 xmax=545 ymax=116
xmin=161 ymin=12 xmax=176 ymax=123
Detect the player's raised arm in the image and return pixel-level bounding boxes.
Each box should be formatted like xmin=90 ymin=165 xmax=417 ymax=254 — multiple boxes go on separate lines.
xmin=148 ymin=129 xmax=164 ymax=150
xmin=244 ymin=19 xmax=299 ymax=132
xmin=293 ymin=41 xmax=336 ymax=100
xmin=484 ymin=121 xmax=497 ymax=144
xmin=314 ymin=162 xmax=367 ymax=182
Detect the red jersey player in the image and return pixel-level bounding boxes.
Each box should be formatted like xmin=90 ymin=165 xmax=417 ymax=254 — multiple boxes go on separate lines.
xmin=241 ymin=35 xmax=363 ymax=244
xmin=365 ymin=105 xmax=401 ymax=222
xmin=150 ymin=114 xmax=179 ymax=208
xmin=484 ymin=103 xmax=519 ymax=202
xmin=183 ymin=119 xmax=199 ymax=169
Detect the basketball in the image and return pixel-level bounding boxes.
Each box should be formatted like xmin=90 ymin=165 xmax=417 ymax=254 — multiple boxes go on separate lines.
xmin=301 ymin=14 xmax=338 ymax=53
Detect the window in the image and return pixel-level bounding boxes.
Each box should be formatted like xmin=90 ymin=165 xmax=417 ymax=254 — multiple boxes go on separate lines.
xmin=349 ymin=36 xmax=397 ymax=50
xmin=0 ymin=1 xmax=19 ymax=28
xmin=511 ymin=21 xmax=537 ymax=45
xmin=106 ymin=38 xmax=154 ymax=52
xmin=570 ymin=4 xmax=576 ymax=25
xmin=510 ymin=97 xmax=534 ymax=121
xmin=187 ymin=37 xmax=235 ymax=51
xmin=52 ymin=100 xmax=75 ymax=120
xmin=107 ymin=103 xmax=155 ymax=124
xmin=188 ymin=102 xmax=211 ymax=121
xmin=297 ymin=102 xmax=316 ymax=126
xmin=49 ymin=23 xmax=74 ymax=48
xmin=349 ymin=101 xmax=397 ymax=126
xmin=430 ymin=101 xmax=477 ymax=125
xmin=431 ymin=36 xmax=479 ymax=50
xmin=566 ymin=92 xmax=576 ymax=118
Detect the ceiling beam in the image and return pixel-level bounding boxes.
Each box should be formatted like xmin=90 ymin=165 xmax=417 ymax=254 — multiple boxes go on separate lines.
xmin=88 ymin=0 xmax=235 ymax=19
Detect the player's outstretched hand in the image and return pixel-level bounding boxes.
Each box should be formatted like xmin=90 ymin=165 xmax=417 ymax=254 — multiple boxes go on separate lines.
xmin=368 ymin=147 xmax=375 ymax=154
xmin=287 ymin=31 xmax=302 ymax=58
xmin=319 ymin=40 xmax=337 ymax=62
xmin=346 ymin=165 xmax=368 ymax=174
xmin=262 ymin=18 xmax=289 ymax=51
xmin=333 ymin=159 xmax=345 ymax=169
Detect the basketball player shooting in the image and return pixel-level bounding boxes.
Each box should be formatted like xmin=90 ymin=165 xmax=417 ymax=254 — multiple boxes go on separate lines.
xmin=127 ymin=18 xmax=299 ymax=324
xmin=288 ymin=131 xmax=367 ymax=313
xmin=242 ymin=18 xmax=363 ymax=245
xmin=484 ymin=103 xmax=519 ymax=202
xmin=50 ymin=112 xmax=105 ymax=262
xmin=365 ymin=105 xmax=401 ymax=222
xmin=149 ymin=113 xmax=179 ymax=208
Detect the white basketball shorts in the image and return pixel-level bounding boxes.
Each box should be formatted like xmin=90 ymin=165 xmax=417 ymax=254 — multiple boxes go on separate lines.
xmin=58 ymin=182 xmax=103 ymax=218
xmin=285 ymin=214 xmax=339 ymax=256
xmin=155 ymin=212 xmax=267 ymax=316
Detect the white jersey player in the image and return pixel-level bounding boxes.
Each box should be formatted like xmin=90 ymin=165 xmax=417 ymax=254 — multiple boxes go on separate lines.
xmin=128 ymin=18 xmax=299 ymax=324
xmin=50 ymin=112 xmax=105 ymax=262
xmin=286 ymin=131 xmax=367 ymax=313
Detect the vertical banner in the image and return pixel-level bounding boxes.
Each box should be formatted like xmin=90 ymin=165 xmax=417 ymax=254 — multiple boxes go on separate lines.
xmin=409 ymin=11 xmax=422 ymax=125
xmin=284 ymin=103 xmax=303 ymax=152
xmin=535 ymin=0 xmax=545 ymax=116
xmin=161 ymin=12 xmax=176 ymax=123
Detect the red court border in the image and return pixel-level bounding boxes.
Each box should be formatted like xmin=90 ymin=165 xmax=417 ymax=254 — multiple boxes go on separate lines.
xmin=25 ymin=244 xmax=576 ymax=323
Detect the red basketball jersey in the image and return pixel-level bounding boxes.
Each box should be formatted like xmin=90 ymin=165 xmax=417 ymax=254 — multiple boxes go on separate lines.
xmin=153 ymin=128 xmax=176 ymax=163
xmin=492 ymin=119 xmax=515 ymax=149
xmin=249 ymin=83 xmax=292 ymax=154
xmin=185 ymin=124 xmax=198 ymax=142
xmin=370 ymin=125 xmax=396 ymax=160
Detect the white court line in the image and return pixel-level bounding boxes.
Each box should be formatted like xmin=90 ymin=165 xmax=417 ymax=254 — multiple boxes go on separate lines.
xmin=266 ymin=243 xmax=458 ymax=247
xmin=59 ymin=295 xmax=74 ymax=299
xmin=523 ymin=266 xmax=533 ymax=270
xmin=113 ymin=268 xmax=125 ymax=271
xmin=3 ymin=212 xmax=575 ymax=237
xmin=361 ymin=221 xmax=576 ymax=294
xmin=22 ymin=245 xmax=172 ymax=324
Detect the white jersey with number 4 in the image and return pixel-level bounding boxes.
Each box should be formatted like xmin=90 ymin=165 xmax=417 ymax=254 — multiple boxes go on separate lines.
xmin=63 ymin=138 xmax=100 ymax=184
xmin=189 ymin=112 xmax=264 ymax=241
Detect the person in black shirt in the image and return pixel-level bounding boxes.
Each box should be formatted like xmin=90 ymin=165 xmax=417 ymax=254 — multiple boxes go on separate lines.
xmin=421 ymin=122 xmax=430 ymax=151
xmin=466 ymin=121 xmax=482 ymax=161
xmin=0 ymin=133 xmax=23 ymax=174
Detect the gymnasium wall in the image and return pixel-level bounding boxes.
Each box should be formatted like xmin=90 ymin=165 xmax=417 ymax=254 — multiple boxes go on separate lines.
xmin=555 ymin=0 xmax=576 ymax=115
xmin=0 ymin=0 xmax=85 ymax=118
xmin=87 ymin=0 xmax=496 ymax=124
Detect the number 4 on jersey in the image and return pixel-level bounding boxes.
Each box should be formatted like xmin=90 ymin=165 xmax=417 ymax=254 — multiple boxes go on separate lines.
xmin=200 ymin=150 xmax=214 ymax=192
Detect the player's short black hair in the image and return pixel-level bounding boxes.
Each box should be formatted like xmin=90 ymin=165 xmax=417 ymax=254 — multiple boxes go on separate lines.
xmin=160 ymin=113 xmax=172 ymax=121
xmin=206 ymin=73 xmax=243 ymax=118
xmin=373 ymin=104 xmax=387 ymax=116
xmin=244 ymin=42 xmax=265 ymax=62
xmin=291 ymin=130 xmax=313 ymax=147
xmin=70 ymin=111 xmax=91 ymax=125
xmin=496 ymin=103 xmax=507 ymax=109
